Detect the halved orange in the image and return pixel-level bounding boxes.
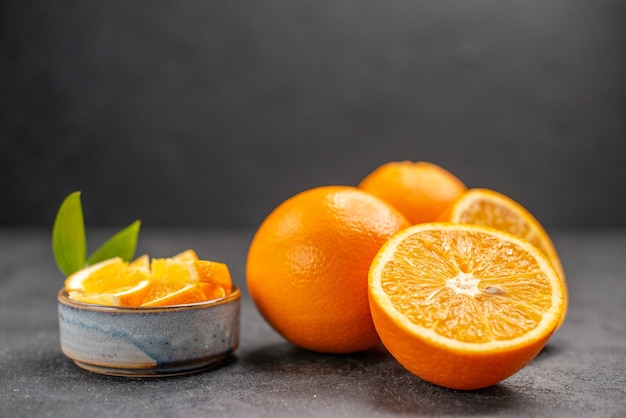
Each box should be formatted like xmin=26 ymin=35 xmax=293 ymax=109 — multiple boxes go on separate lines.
xmin=368 ymin=223 xmax=566 ymax=390
xmin=441 ymin=188 xmax=567 ymax=325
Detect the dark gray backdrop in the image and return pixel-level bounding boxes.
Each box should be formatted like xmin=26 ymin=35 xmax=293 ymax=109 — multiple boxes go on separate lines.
xmin=2 ymin=0 xmax=625 ymax=229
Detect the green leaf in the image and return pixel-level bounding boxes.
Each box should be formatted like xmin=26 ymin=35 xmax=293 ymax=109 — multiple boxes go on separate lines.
xmin=52 ymin=191 xmax=87 ymax=276
xmin=87 ymin=220 xmax=141 ymax=265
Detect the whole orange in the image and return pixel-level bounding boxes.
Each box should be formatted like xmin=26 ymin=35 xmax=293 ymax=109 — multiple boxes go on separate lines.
xmin=246 ymin=186 xmax=410 ymax=353
xmin=358 ymin=161 xmax=467 ymax=224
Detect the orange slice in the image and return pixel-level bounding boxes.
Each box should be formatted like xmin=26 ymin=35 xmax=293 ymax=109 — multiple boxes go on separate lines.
xmin=140 ymin=283 xmax=208 ymax=307
xmin=65 ymin=257 xmax=148 ymax=293
xmin=442 ymin=188 xmax=567 ymax=325
xmin=368 ymin=223 xmax=566 ymax=390
xmin=69 ymin=279 xmax=153 ymax=307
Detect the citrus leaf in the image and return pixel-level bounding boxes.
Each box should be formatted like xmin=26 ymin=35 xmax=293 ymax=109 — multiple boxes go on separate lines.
xmin=52 ymin=191 xmax=87 ymax=276
xmin=87 ymin=220 xmax=141 ymax=265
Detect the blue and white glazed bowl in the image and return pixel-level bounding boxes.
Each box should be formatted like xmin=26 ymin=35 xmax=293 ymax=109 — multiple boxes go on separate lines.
xmin=58 ymin=285 xmax=240 ymax=377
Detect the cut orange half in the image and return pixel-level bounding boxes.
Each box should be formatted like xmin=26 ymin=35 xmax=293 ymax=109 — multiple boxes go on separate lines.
xmin=368 ymin=223 xmax=566 ymax=390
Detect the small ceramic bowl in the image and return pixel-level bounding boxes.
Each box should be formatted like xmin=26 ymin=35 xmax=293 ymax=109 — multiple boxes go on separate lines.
xmin=58 ymin=286 xmax=240 ymax=377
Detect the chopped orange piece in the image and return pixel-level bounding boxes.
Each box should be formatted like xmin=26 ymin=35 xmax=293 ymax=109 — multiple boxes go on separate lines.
xmin=129 ymin=254 xmax=150 ymax=270
xmin=195 ymin=260 xmax=232 ymax=294
xmin=151 ymin=258 xmax=198 ymax=282
xmin=64 ymin=251 xmax=232 ymax=307
xmin=199 ymin=282 xmax=227 ymax=300
xmin=172 ymin=249 xmax=199 ymax=262
xmin=140 ymin=283 xmax=208 ymax=307
xmin=69 ymin=279 xmax=152 ymax=307
xmin=65 ymin=257 xmax=148 ymax=293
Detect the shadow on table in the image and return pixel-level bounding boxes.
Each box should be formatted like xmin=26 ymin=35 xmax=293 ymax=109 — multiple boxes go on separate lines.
xmin=533 ymin=340 xmax=564 ymax=362
xmin=243 ymin=342 xmax=538 ymax=416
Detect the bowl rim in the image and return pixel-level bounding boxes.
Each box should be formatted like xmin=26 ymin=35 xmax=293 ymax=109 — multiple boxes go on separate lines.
xmin=58 ymin=284 xmax=241 ymax=313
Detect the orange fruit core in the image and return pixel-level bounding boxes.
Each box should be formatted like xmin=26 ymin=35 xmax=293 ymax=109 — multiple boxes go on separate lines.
xmin=64 ymin=249 xmax=232 ymax=307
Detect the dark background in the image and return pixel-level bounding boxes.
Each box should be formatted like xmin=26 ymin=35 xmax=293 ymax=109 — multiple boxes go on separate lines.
xmin=1 ymin=0 xmax=625 ymax=230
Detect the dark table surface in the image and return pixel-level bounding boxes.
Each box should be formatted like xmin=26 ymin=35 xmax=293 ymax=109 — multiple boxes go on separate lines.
xmin=1 ymin=227 xmax=625 ymax=418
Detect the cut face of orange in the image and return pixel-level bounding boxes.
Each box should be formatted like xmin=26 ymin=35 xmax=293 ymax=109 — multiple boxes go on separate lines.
xmin=64 ymin=250 xmax=232 ymax=308
xmin=368 ymin=223 xmax=566 ymax=390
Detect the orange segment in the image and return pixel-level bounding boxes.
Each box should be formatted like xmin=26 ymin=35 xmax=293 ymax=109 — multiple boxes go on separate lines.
xmin=199 ymin=282 xmax=227 ymax=300
xmin=442 ymin=188 xmax=567 ymax=325
xmin=172 ymin=249 xmax=199 ymax=262
xmin=114 ymin=279 xmax=153 ymax=306
xmin=368 ymin=223 xmax=566 ymax=390
xmin=195 ymin=260 xmax=232 ymax=294
xmin=129 ymin=254 xmax=150 ymax=270
xmin=140 ymin=283 xmax=208 ymax=307
xmin=140 ymin=280 xmax=187 ymax=305
xmin=69 ymin=279 xmax=152 ymax=307
xmin=65 ymin=257 xmax=148 ymax=293
xmin=151 ymin=258 xmax=198 ymax=282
